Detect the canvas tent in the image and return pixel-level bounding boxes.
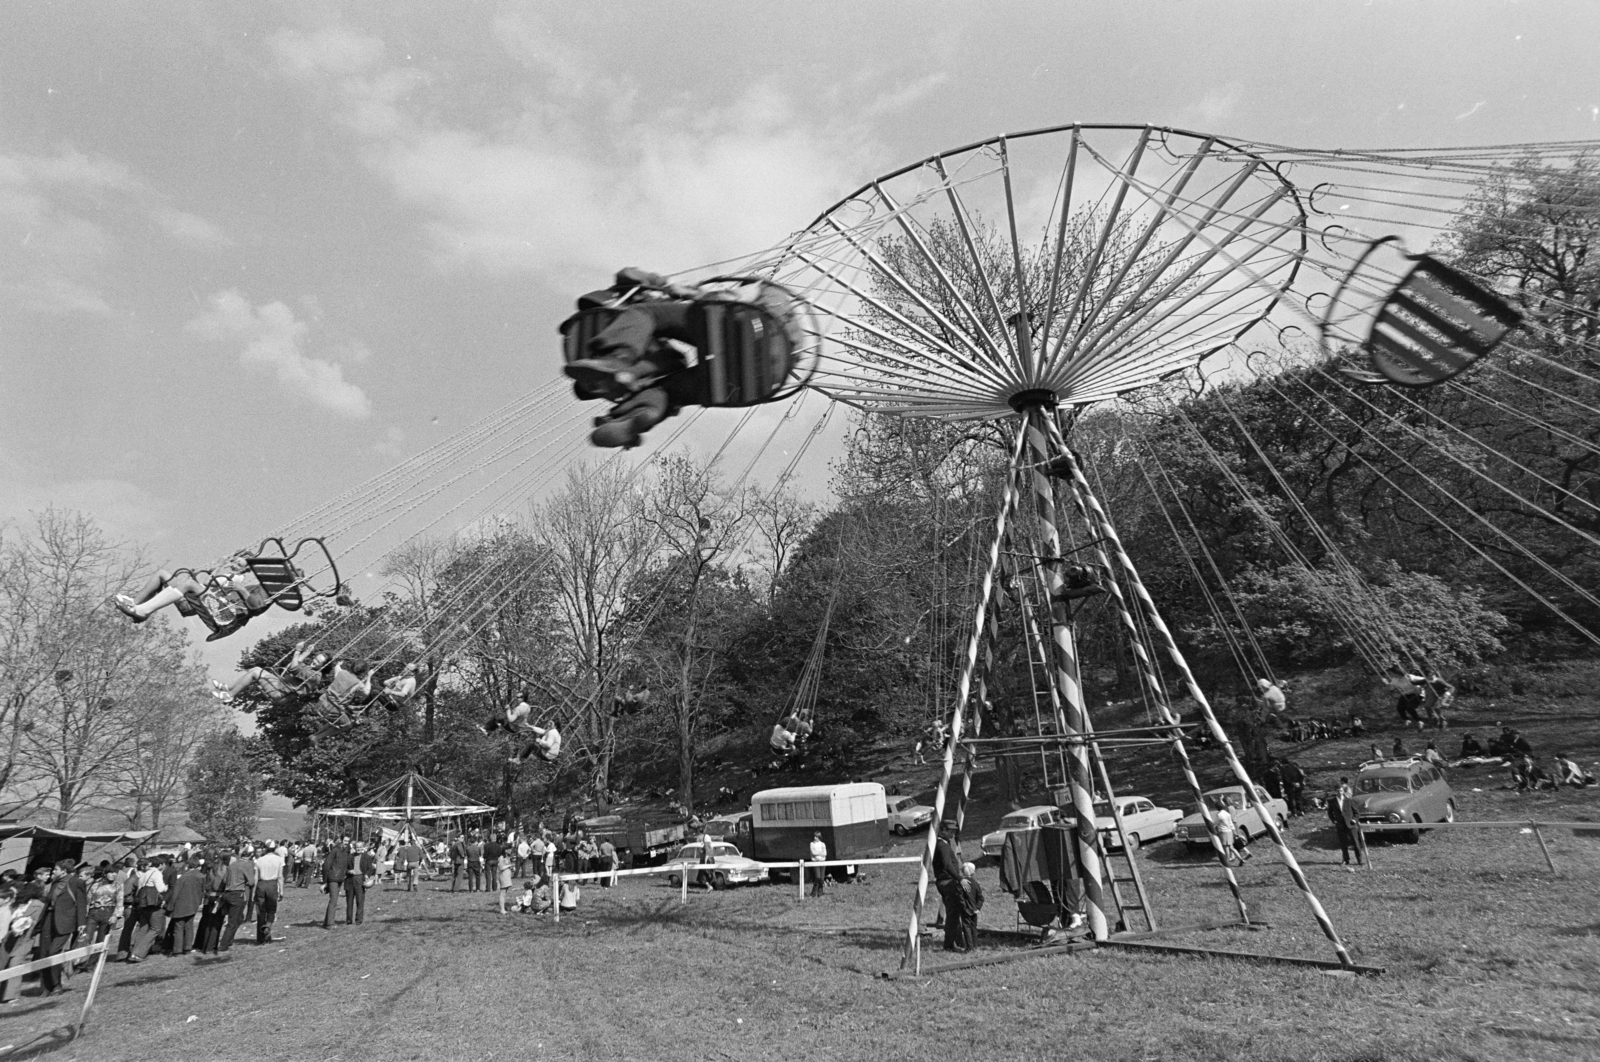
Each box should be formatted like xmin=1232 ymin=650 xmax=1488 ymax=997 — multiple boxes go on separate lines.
xmin=0 ymin=824 xmax=160 ymax=877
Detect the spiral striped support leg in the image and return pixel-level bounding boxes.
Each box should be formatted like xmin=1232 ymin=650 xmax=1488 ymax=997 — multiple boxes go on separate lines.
xmin=1047 ymin=426 xmax=1355 ymax=968
xmin=954 ymin=605 xmax=998 ymax=842
xmin=1023 ymin=408 xmax=1108 ymax=941
xmin=1056 ymin=456 xmax=1252 ymax=923
xmin=901 ymin=423 xmax=1027 ymax=973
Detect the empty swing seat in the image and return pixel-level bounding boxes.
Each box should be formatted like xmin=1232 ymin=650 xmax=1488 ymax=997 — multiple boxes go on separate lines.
xmin=247 ymin=555 xmax=305 ymax=611
xmin=1364 ymin=256 xmax=1522 ymax=387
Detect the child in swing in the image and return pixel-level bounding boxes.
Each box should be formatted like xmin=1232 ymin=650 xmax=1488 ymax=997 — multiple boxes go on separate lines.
xmin=115 ymin=552 xmax=269 ymax=627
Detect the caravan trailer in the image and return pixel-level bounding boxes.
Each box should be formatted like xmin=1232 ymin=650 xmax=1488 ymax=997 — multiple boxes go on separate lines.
xmin=750 ymin=782 xmax=888 ymax=880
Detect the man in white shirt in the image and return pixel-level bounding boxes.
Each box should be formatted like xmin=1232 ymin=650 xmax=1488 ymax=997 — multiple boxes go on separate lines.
xmin=254 ymin=842 xmax=285 ymax=944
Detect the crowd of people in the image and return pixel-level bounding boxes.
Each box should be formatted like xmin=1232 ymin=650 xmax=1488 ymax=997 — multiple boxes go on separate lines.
xmin=0 ymin=838 xmax=294 ymax=1004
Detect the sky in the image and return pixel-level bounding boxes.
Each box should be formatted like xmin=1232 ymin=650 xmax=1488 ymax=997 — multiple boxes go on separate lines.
xmin=3 ymin=0 xmax=1598 ymax=683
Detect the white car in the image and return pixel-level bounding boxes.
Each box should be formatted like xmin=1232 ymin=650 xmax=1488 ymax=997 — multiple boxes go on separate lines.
xmin=980 ymin=805 xmax=1061 ymax=859
xmin=662 ymin=841 xmax=769 ymax=888
xmin=1173 ymin=785 xmax=1290 ymax=851
xmin=1085 ymin=796 xmax=1182 ymax=851
xmin=886 ymin=794 xmax=935 ymax=836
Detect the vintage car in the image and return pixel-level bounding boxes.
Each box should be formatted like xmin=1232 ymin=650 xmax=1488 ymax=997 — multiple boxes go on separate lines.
xmin=1082 ymin=796 xmax=1183 ymax=851
xmin=661 ymin=841 xmax=769 ymax=889
xmin=1173 ymin=785 xmax=1290 ymax=852
xmin=1350 ymin=758 xmax=1456 ymax=842
xmin=886 ymin=794 xmax=935 ymax=836
xmin=980 ymin=805 xmax=1061 ymax=859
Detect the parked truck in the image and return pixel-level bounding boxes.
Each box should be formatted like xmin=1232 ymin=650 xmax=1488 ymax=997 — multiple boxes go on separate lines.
xmin=580 ymin=816 xmax=688 ymax=867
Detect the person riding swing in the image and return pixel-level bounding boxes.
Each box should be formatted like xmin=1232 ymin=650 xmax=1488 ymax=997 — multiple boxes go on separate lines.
xmin=560 ymin=269 xmax=808 ymax=449
xmin=509 ymin=724 xmax=561 ymax=766
xmin=307 ymin=659 xmax=376 ymax=742
xmin=212 ymin=641 xmax=331 ymax=704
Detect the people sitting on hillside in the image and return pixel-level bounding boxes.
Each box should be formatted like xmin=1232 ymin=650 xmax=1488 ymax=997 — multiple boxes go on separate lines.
xmin=1514 ymin=754 xmax=1555 ymax=792
xmin=1349 ymin=714 xmax=1366 ymax=737
xmin=1422 ymin=741 xmax=1448 ymax=770
xmin=1392 ymin=736 xmax=1407 ymax=759
xmin=1458 ymin=732 xmax=1486 ymax=759
xmin=1554 ymin=753 xmax=1596 ymax=787
xmin=1489 ymin=726 xmax=1533 ymax=759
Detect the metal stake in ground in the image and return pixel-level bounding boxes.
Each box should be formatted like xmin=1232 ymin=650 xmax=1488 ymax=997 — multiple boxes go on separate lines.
xmin=1051 ymin=435 xmax=1355 ymax=968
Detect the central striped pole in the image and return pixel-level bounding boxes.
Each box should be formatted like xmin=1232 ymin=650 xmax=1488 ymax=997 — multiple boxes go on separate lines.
xmin=1023 ymin=406 xmax=1108 ymax=940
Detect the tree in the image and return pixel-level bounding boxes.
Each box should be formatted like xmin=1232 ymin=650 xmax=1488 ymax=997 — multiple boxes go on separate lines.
xmin=635 ymin=455 xmax=758 ymax=814
xmin=0 ymin=510 xmax=207 ymax=826
xmin=120 ymin=688 xmax=224 ymax=829
xmin=531 ymin=464 xmax=662 ymax=810
xmin=186 ymin=730 xmax=261 ymax=842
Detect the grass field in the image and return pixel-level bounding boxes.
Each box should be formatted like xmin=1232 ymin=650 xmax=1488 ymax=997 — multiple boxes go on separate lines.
xmin=5 ymin=673 xmax=1599 ymax=1061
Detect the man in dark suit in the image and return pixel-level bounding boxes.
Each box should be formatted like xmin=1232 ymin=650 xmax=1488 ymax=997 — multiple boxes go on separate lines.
xmin=931 ymin=822 xmax=961 ymax=932
xmin=464 ymin=834 xmax=484 ymax=892
xmin=164 ymin=859 xmax=206 ymax=955
xmin=322 ymin=837 xmax=354 ymax=929
xmin=347 ymin=843 xmax=375 ymax=925
xmin=39 ymin=860 xmax=86 ymax=996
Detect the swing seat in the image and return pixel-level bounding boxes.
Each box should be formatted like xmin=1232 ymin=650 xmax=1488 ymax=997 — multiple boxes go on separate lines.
xmin=558 ymin=279 xmax=811 ymax=410
xmin=1363 ymin=256 xmax=1522 ymax=387
xmin=244 ymin=536 xmax=346 ymax=611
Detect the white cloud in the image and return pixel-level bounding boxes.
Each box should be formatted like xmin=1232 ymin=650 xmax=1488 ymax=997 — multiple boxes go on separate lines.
xmin=0 ymin=445 xmax=168 ymax=544
xmin=1186 ymin=84 xmax=1243 ymax=130
xmin=270 ymin=25 xmax=867 ymax=283
xmin=152 ymin=206 xmax=232 ymax=247
xmin=0 ymin=148 xmax=230 ymax=316
xmin=186 ymin=289 xmax=373 ymax=418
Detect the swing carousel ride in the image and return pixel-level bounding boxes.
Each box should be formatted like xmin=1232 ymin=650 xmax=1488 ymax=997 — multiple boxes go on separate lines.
xmin=158 ymin=123 xmax=1600 ymax=974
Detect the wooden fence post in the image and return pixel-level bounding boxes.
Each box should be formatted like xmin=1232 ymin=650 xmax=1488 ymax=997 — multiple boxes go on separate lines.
xmin=72 ymin=940 xmax=111 ymax=1041
xmin=1531 ymin=824 xmax=1557 ymax=872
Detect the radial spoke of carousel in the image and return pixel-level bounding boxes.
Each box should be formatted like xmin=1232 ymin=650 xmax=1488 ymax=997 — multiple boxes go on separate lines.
xmin=1041 ymin=145 xmax=1280 ymax=383
xmin=1049 ymin=129 xmax=1155 ymax=371
xmin=1052 ymin=135 xmax=1220 ymax=368
xmin=822 ymin=211 xmax=1014 ymax=382
xmin=863 ymin=183 xmax=1018 ymax=381
xmin=932 ymin=154 xmax=1024 ymax=369
xmin=1037 ymin=126 xmax=1084 ymax=348
xmin=902 ymin=421 xmax=1026 ymax=975
xmin=1048 ymin=426 xmax=1356 ymax=968
xmin=1046 ymin=188 xmax=1302 ymax=398
xmin=1059 ymin=180 xmax=1306 ymax=371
